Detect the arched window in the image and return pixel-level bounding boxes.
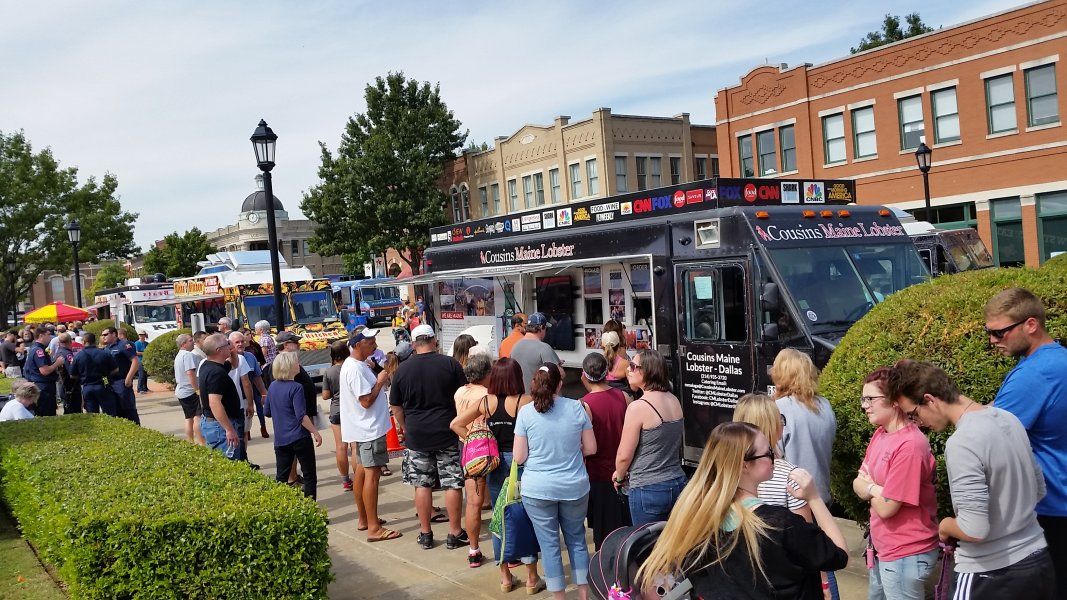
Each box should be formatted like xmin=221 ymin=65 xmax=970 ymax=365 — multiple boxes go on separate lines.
xmin=50 ymin=275 xmax=65 ymax=303
xmin=460 ymin=184 xmax=471 ymax=221
xmin=450 ymin=186 xmax=462 ymax=223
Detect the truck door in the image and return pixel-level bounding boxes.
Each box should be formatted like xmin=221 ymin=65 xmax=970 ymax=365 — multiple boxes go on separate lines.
xmin=675 ymin=260 xmax=756 ymax=465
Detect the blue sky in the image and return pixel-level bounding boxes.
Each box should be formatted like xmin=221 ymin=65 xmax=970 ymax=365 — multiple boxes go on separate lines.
xmin=0 ymin=0 xmax=1023 ymax=250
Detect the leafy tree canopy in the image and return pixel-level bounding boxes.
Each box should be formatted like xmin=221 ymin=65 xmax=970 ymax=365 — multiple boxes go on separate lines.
xmin=142 ymin=228 xmax=216 ymax=278
xmin=0 ymin=130 xmax=138 ymax=326
xmin=301 ymin=72 xmax=467 ymax=275
xmin=852 ymin=13 xmax=935 ymax=53
xmin=87 ymin=263 xmax=131 ymax=299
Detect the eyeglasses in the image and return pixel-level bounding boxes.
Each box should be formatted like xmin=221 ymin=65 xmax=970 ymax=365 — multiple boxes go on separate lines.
xmin=983 ymin=318 xmax=1029 ymax=340
xmin=860 ymin=395 xmax=886 ymax=407
xmin=744 ymin=450 xmax=775 ymax=462
xmin=627 ymin=362 xmax=642 ymax=372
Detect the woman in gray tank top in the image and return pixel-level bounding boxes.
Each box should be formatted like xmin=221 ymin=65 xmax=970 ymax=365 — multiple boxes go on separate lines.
xmin=613 ymin=350 xmax=686 ymax=525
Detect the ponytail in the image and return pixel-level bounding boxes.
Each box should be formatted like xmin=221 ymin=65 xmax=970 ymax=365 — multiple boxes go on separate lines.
xmin=530 ymin=362 xmax=562 ymax=413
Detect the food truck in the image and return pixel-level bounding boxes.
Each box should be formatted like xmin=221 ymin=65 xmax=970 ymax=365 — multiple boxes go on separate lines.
xmin=892 ymin=208 xmax=995 ymax=276
xmin=419 ymin=177 xmax=929 ymax=464
xmin=331 ymin=277 xmax=404 ymax=330
xmin=93 ymin=281 xmax=179 ymax=341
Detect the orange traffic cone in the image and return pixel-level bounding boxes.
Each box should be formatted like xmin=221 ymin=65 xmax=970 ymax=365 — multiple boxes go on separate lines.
xmin=386 ymin=415 xmax=405 ymax=458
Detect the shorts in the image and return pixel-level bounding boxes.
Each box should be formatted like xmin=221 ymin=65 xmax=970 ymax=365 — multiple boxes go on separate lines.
xmin=402 ymin=446 xmax=464 ymax=490
xmin=954 ymin=548 xmax=1054 ymax=599
xmin=178 ymin=393 xmax=202 ymax=419
xmin=329 ymin=413 xmax=341 ymax=426
xmin=353 ymin=435 xmax=389 ymax=468
xmin=329 ymin=399 xmax=341 ymax=426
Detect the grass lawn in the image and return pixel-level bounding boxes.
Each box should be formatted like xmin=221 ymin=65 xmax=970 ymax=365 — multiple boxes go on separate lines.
xmin=0 ymin=377 xmax=13 ymax=396
xmin=0 ymin=509 xmax=65 ymax=599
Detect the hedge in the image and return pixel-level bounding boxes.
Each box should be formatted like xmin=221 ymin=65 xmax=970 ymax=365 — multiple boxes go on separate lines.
xmin=141 ymin=329 xmax=191 ymax=386
xmin=821 ymin=264 xmax=1067 ymax=526
xmin=0 ymin=415 xmax=331 ymax=598
xmin=83 ymin=319 xmax=137 ymax=341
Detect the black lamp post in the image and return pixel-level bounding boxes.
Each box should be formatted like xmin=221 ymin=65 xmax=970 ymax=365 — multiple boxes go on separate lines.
xmin=250 ymin=119 xmax=286 ymax=331
xmin=66 ymin=219 xmax=83 ymax=307
xmin=914 ymin=141 xmax=933 ymax=222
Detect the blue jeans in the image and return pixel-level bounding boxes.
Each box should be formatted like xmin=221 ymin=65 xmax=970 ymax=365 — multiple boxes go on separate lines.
xmin=868 ymin=548 xmax=938 ymax=600
xmin=201 ymin=417 xmax=243 ymax=460
xmin=136 ymin=363 xmax=148 ymax=392
xmin=628 ymin=475 xmax=687 ymax=526
xmin=487 ymin=452 xmax=535 ymax=565
xmin=523 ymin=494 xmax=590 ymax=593
xmin=252 ymin=394 xmax=266 ymax=428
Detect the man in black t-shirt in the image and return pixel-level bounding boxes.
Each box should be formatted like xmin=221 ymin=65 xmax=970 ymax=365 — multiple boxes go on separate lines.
xmin=197 ymin=333 xmax=243 ymax=459
xmin=390 ymin=324 xmax=468 ymax=550
xmin=1 ymin=332 xmax=21 ymax=378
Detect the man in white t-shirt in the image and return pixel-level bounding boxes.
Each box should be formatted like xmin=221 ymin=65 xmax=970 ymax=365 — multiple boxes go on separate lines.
xmin=173 ymin=334 xmax=205 ymax=445
xmin=0 ymin=381 xmax=39 ymax=421
xmin=339 ymin=328 xmax=399 ymax=542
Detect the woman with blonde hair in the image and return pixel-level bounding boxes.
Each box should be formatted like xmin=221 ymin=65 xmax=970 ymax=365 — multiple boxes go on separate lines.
xmin=638 ymin=421 xmax=847 ymax=599
xmin=770 ymin=349 xmax=836 ymax=505
xmin=264 ymin=351 xmax=323 ymax=499
xmin=733 ymin=394 xmax=812 ymax=522
xmin=601 ymin=330 xmax=628 ymax=382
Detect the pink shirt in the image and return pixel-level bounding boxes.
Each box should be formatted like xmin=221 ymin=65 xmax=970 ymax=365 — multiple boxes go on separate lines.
xmin=862 ymin=423 xmax=939 ymax=561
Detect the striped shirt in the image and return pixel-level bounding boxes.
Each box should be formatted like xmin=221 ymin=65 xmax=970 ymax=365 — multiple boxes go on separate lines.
xmin=757 ymin=458 xmax=807 ymax=511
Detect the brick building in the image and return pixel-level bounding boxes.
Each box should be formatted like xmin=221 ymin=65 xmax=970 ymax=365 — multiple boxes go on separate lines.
xmin=715 ymin=0 xmax=1067 ymax=267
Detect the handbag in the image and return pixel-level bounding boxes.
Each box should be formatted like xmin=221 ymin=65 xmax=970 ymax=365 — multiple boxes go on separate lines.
xmin=497 ymin=458 xmax=540 ymax=562
xmin=461 ymin=396 xmax=500 ymax=478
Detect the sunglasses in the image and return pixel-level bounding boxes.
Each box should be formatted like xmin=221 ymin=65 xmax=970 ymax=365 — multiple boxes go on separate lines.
xmin=744 ymin=450 xmax=775 ymax=462
xmin=983 ymin=318 xmax=1029 ymax=340
xmin=627 ymin=362 xmax=642 ymax=372
xmin=860 ymin=395 xmax=886 ymax=407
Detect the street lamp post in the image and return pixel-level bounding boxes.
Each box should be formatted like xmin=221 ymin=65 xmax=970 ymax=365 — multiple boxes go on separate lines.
xmin=250 ymin=119 xmax=286 ymax=331
xmin=914 ymin=141 xmax=933 ymax=222
xmin=66 ymin=220 xmax=83 ymax=307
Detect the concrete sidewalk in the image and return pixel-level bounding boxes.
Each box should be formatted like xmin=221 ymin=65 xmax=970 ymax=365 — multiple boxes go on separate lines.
xmin=135 ymin=382 xmax=870 ymax=599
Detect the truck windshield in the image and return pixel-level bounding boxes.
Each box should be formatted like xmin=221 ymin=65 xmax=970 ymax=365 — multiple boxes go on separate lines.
xmin=946 ymin=231 xmax=994 ymax=270
xmin=291 ymin=291 xmax=338 ymax=324
xmin=243 ymin=295 xmax=292 ymax=326
xmin=127 ymin=304 xmax=176 ymax=324
xmin=359 ymin=286 xmax=400 ymax=302
xmin=768 ymin=243 xmax=928 ymax=333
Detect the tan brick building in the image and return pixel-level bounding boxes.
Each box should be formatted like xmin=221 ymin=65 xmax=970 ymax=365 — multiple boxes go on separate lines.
xmin=715 ymin=0 xmax=1067 ymax=267
xmin=442 ymin=108 xmax=718 ymax=222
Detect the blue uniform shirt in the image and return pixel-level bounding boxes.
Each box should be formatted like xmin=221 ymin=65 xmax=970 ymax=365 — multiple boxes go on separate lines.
xmin=71 ymin=346 xmax=118 ymax=387
xmin=107 ymin=340 xmax=138 ymax=385
xmin=23 ymin=341 xmax=57 ymax=383
xmin=994 ymin=341 xmax=1067 ymax=516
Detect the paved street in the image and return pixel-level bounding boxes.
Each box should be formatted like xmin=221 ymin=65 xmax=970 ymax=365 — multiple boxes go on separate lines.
xmin=135 ymin=333 xmax=871 ymax=599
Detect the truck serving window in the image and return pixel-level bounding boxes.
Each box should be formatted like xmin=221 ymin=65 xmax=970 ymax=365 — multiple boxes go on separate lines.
xmin=682 ymin=266 xmax=746 ymax=343
xmin=127 ymin=304 xmax=175 ymax=324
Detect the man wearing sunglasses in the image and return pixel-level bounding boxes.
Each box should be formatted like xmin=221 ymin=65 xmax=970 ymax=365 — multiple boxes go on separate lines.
xmin=986 ymin=288 xmax=1067 ymax=598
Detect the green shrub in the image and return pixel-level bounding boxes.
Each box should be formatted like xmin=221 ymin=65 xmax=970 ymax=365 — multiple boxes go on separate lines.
xmin=141 ymin=329 xmax=191 ymax=385
xmin=1044 ymin=251 xmax=1067 ymax=272
xmin=83 ymin=319 xmax=136 ymax=341
xmin=0 ymin=415 xmax=331 ymax=598
xmin=821 ymin=266 xmax=1067 ymax=526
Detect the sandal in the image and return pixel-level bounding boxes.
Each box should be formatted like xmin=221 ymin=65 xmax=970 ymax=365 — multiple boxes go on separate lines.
xmin=430 ymin=511 xmax=448 ymax=523
xmin=357 ymin=518 xmax=387 ymax=531
xmin=525 ymin=578 xmax=546 ymax=595
xmin=367 ymin=528 xmax=403 ymax=542
xmin=381 ymin=465 xmax=393 ymax=476
xmin=500 ymin=573 xmax=518 ymax=593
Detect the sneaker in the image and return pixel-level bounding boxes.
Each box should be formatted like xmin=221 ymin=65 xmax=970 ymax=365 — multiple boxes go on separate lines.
xmin=248 ymin=463 xmax=261 ymax=471
xmin=342 ymin=478 xmax=353 ymax=492
xmin=446 ymin=529 xmax=469 ymax=550
xmin=417 ymin=531 xmax=434 ymax=550
xmin=467 ymin=549 xmax=483 ymax=568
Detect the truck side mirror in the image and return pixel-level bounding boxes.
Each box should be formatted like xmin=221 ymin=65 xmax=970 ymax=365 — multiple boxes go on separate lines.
xmin=761 ymin=282 xmax=780 ymax=313
xmin=761 ymin=323 xmax=780 ymax=341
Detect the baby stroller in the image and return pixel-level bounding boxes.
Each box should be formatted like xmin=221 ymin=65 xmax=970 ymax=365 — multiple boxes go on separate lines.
xmin=393 ymin=326 xmax=410 ymax=345
xmin=589 ymin=522 xmax=694 ymax=600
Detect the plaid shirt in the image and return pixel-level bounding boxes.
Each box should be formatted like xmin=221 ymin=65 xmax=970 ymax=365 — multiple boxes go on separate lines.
xmin=259 ymin=333 xmax=277 ymax=365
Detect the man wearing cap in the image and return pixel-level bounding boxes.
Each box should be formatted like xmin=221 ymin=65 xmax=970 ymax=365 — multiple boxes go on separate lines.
xmin=341 ymin=328 xmax=402 ymax=541
xmin=390 ymin=324 xmax=469 ymax=550
xmin=71 ymin=332 xmax=119 ymax=415
xmin=23 ymin=325 xmax=60 ymax=416
xmin=134 ymin=332 xmax=150 ymax=394
xmin=509 ymin=312 xmax=562 ymax=394
xmin=498 ymin=313 xmax=526 ymax=359
xmin=265 ymin=332 xmax=318 ymax=420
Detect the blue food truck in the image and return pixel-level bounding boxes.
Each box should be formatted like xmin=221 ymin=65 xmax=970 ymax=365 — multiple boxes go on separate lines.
xmin=332 ymin=277 xmax=404 ymax=330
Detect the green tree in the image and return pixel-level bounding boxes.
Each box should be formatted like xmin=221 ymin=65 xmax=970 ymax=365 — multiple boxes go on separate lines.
xmin=0 ymin=130 xmax=137 ymax=327
xmin=301 ymin=72 xmax=467 ymax=275
xmin=851 ymin=13 xmax=934 ymax=53
xmin=465 ymin=140 xmax=491 ymax=153
xmin=142 ymin=228 xmax=216 ymax=278
xmin=87 ymin=263 xmax=130 ymax=299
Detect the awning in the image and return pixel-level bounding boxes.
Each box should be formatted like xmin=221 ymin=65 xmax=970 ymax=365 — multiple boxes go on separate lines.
xmin=362 ymin=254 xmax=651 ymax=287
xmin=84 ymin=301 xmax=108 ymax=311
xmin=140 ymin=293 xmax=224 ymax=306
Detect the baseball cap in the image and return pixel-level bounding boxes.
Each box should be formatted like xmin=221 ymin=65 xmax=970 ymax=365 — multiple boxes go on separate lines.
xmin=526 ymin=312 xmax=550 ymax=328
xmin=275 ymin=331 xmax=302 ymax=344
xmin=411 ymin=324 xmax=435 ymax=340
xmin=347 ymin=328 xmax=379 ymax=346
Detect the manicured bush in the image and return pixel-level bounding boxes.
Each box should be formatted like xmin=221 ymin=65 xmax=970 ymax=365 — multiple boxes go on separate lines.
xmin=0 ymin=415 xmax=331 ymax=598
xmin=1044 ymin=251 xmax=1067 ymax=272
xmin=821 ymin=266 xmax=1067 ymax=526
xmin=141 ymin=328 xmax=191 ymax=385
xmin=83 ymin=319 xmax=136 ymax=341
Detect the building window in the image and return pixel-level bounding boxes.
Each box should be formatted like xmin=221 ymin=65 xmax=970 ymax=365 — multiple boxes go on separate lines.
xmin=49 ymin=276 xmax=65 ymax=302
xmin=615 ymin=156 xmax=628 ymax=192
xmin=534 ymin=172 xmax=546 ymax=205
xmin=460 ymin=185 xmax=470 ymax=220
xmin=549 ymin=168 xmax=560 ymax=203
xmin=822 ymin=113 xmax=846 ymax=164
xmin=905 ymin=203 xmax=978 ymax=230
xmin=932 ymin=88 xmax=960 ymax=143
xmin=649 ymin=157 xmax=662 ymax=188
xmin=491 ymin=183 xmax=501 ymax=215
xmin=738 ymin=136 xmax=754 ymax=177
xmin=450 ymin=186 xmax=462 ymax=222
xmin=291 ymin=239 xmax=299 ymax=256
xmin=1038 ymin=191 xmax=1067 ymax=262
xmin=586 ymin=159 xmax=599 ymax=196
xmin=695 ymin=157 xmax=707 ymax=180
xmin=985 ymin=74 xmax=1017 ymax=134
xmin=636 ymin=157 xmax=648 ymax=191
xmin=898 ymin=95 xmax=924 ymax=150
xmin=302 ymin=240 xmax=310 ymax=256
xmin=669 ymin=157 xmax=682 ymax=184
xmin=1025 ymin=64 xmax=1059 ymax=127
xmin=569 ymin=163 xmax=581 ymax=198
xmin=756 ymin=130 xmax=777 ymax=175
xmin=522 ymin=175 xmax=534 ymax=209
xmin=711 ymin=157 xmax=720 ymax=177
xmin=851 ymin=107 xmax=877 ymax=158
xmin=992 ymin=197 xmax=1024 ymax=267
xmin=507 ymin=179 xmax=518 ymax=212
xmin=479 ymin=186 xmax=489 ymax=216
xmin=779 ymin=126 xmax=796 ymax=172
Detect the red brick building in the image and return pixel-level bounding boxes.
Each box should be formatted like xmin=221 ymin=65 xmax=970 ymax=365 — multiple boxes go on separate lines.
xmin=715 ymin=0 xmax=1067 ymax=267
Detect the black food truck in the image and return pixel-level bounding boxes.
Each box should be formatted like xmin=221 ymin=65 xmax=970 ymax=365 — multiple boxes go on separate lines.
xmin=418 ymin=177 xmax=929 ymax=464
